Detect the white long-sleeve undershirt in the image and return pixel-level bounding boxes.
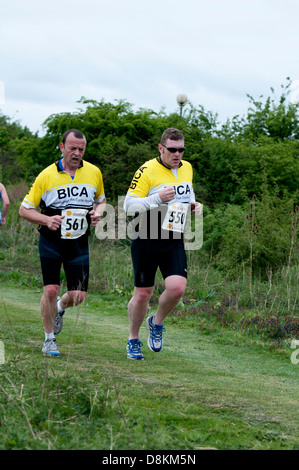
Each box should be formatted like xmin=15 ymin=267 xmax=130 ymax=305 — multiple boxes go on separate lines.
xmin=123 ymin=189 xmax=196 ymax=215
xmin=123 ymin=193 xmax=162 ymax=215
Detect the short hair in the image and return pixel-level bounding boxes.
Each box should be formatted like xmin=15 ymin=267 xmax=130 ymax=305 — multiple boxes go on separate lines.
xmin=160 ymin=128 xmax=184 ymax=145
xmin=62 ymin=129 xmax=86 ymax=145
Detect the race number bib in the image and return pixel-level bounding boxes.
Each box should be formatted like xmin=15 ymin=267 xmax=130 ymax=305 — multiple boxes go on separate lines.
xmin=162 ymin=202 xmax=188 ymax=233
xmin=61 ymin=209 xmax=88 ymax=239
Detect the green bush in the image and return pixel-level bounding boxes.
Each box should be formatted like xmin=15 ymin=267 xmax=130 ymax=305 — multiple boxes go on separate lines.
xmin=202 ymin=188 xmax=298 ymax=277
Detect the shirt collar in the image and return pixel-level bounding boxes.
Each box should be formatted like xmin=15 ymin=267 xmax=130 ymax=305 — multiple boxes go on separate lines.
xmin=56 ymin=158 xmax=83 ymax=172
xmin=156 ymin=156 xmax=183 ymax=169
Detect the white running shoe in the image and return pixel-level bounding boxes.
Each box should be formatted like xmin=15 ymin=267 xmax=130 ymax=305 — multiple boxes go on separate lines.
xmin=54 ymin=297 xmax=65 ymax=335
xmin=42 ymin=338 xmax=61 ymax=356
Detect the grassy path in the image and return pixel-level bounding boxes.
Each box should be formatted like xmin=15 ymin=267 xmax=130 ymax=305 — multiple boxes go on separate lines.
xmin=0 ymin=285 xmax=298 ymax=450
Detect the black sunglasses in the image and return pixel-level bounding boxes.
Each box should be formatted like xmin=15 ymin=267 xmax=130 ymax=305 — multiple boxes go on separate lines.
xmin=162 ymin=144 xmax=185 ymax=153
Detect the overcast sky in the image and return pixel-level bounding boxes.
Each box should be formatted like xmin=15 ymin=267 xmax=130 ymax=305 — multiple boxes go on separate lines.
xmin=1 ymin=0 xmax=298 ymax=135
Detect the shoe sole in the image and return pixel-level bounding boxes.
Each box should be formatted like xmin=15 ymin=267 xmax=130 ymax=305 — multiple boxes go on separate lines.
xmin=147 ymin=337 xmax=162 ymax=352
xmin=146 ymin=316 xmax=163 ymax=352
xmin=43 ymin=351 xmax=61 ymax=356
xmin=127 ymin=355 xmax=144 ymax=360
xmin=55 ymin=297 xmax=64 ymax=335
xmin=54 ymin=314 xmax=64 ymax=335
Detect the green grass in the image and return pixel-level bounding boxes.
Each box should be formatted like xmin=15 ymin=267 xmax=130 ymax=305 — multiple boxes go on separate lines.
xmin=0 ymin=282 xmax=298 ymax=450
xmin=0 ymin=221 xmax=298 ymax=450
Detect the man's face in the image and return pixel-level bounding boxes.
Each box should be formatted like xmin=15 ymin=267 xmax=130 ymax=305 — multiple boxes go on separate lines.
xmin=158 ymin=138 xmax=185 ymax=169
xmin=60 ymin=133 xmax=87 ymax=171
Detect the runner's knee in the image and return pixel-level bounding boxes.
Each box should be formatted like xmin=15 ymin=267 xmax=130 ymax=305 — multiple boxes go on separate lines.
xmin=134 ymin=287 xmax=153 ymax=304
xmin=68 ymin=290 xmax=86 ymax=305
xmin=43 ymin=285 xmax=60 ymax=301
xmin=165 ymin=279 xmax=186 ymax=300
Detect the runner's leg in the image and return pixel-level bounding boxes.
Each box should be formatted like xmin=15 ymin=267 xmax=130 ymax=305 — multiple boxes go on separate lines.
xmin=128 ymin=286 xmax=154 ymax=339
xmin=41 ymin=284 xmax=60 ymax=333
xmin=59 ymin=290 xmax=87 ymax=309
xmin=154 ymin=275 xmax=187 ymax=325
xmin=60 ymin=235 xmax=89 ymax=309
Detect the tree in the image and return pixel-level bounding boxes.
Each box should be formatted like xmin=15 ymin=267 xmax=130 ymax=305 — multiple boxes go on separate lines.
xmin=0 ymin=113 xmax=36 ymax=183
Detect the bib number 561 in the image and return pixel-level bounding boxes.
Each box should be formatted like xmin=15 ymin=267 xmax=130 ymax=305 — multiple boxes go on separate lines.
xmin=61 ymin=209 xmax=88 ymax=239
xmin=65 ymin=217 xmax=86 ymax=231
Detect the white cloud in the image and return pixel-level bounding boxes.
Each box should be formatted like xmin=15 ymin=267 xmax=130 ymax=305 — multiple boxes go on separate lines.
xmin=0 ymin=0 xmax=299 ymax=134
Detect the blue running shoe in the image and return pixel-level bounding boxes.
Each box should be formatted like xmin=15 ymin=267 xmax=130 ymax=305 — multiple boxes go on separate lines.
xmin=127 ymin=339 xmax=144 ymax=360
xmin=146 ymin=315 xmax=165 ymax=352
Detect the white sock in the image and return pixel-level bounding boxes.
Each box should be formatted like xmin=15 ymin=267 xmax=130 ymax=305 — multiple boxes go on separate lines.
xmin=57 ymin=299 xmax=64 ymax=314
xmin=45 ymin=332 xmax=54 ymax=340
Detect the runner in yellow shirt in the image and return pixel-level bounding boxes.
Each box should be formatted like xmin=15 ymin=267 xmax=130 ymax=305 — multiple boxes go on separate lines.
xmin=19 ymin=129 xmax=106 ymax=356
xmin=124 ymin=128 xmax=202 ymax=360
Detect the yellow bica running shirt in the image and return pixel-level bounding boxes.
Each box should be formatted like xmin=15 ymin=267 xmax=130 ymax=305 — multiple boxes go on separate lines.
xmin=124 ymin=157 xmax=195 ymax=239
xmin=22 ymin=160 xmax=105 ymax=240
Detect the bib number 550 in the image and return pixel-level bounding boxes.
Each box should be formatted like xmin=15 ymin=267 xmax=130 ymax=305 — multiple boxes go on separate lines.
xmin=162 ymin=202 xmax=188 ymax=233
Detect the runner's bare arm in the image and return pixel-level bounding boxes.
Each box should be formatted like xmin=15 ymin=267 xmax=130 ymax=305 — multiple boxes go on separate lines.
xmin=19 ymin=205 xmax=64 ymax=231
xmin=89 ymin=198 xmax=106 ymax=226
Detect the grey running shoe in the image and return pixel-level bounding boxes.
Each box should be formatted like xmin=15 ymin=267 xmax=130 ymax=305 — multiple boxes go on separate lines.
xmin=127 ymin=339 xmax=144 ymax=360
xmin=54 ymin=297 xmax=65 ymax=335
xmin=146 ymin=315 xmax=165 ymax=352
xmin=42 ymin=338 xmax=60 ymax=356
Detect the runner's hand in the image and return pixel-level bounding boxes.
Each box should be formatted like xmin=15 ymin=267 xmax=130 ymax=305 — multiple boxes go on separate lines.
xmin=89 ymin=209 xmax=102 ymax=226
xmin=191 ymin=202 xmax=203 ymax=215
xmin=159 ymin=186 xmax=175 ymax=203
xmin=47 ymin=215 xmax=65 ymax=231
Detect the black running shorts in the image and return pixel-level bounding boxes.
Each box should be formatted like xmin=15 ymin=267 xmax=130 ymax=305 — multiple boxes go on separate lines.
xmin=131 ymin=238 xmax=187 ymax=287
xmin=39 ymin=233 xmax=89 ymax=291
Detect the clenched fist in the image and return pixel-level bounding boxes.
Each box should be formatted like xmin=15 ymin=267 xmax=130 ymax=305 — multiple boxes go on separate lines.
xmin=159 ymin=186 xmax=176 ymax=203
xmin=47 ymin=215 xmax=65 ymax=231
